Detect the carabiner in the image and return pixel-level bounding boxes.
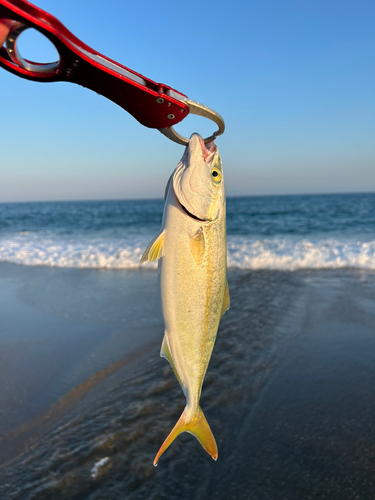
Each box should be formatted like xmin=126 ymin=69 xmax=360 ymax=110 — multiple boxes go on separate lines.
xmin=0 ymin=0 xmax=225 ymax=145
xmin=158 ymin=97 xmax=225 ymax=146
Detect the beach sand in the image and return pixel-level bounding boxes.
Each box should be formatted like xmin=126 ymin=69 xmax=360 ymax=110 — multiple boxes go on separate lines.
xmin=0 ymin=264 xmax=375 ymax=499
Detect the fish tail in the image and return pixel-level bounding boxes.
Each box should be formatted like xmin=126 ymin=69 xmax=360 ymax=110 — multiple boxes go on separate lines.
xmin=153 ymin=405 xmax=218 ymax=466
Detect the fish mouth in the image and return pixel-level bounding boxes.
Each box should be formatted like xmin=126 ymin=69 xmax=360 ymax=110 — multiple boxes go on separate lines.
xmin=189 ymin=133 xmax=217 ymax=163
xmin=201 ymin=139 xmax=217 ymax=163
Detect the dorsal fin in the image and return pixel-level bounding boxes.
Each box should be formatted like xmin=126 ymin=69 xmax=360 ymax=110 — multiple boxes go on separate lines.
xmin=164 ymin=173 xmax=173 ymax=201
xmin=140 ymin=230 xmax=165 ymax=263
xmin=221 ymin=280 xmax=230 ymax=318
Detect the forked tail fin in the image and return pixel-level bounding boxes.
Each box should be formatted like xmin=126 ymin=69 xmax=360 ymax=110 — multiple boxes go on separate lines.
xmin=153 ymin=406 xmax=218 ymax=466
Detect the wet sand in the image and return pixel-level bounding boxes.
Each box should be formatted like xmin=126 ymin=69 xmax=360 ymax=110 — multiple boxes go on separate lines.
xmin=0 ymin=263 xmax=163 ymax=439
xmin=0 ymin=264 xmax=375 ymax=499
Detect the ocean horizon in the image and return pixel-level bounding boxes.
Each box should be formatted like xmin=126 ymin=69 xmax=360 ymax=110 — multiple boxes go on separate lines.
xmin=1 ymin=192 xmax=375 ymax=498
xmin=0 ymin=192 xmax=375 ymax=271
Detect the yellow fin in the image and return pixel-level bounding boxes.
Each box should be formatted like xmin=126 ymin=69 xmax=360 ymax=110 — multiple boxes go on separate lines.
xmin=221 ymin=280 xmax=230 ymax=318
xmin=153 ymin=406 xmax=218 ymax=466
xmin=140 ymin=231 xmax=165 ymax=263
xmin=190 ymin=228 xmax=205 ymax=266
xmin=160 ymin=336 xmax=183 ymax=388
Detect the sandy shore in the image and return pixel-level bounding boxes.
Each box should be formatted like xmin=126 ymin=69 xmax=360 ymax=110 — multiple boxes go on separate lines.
xmin=0 ymin=264 xmax=375 ymax=499
xmin=0 ymin=263 xmax=163 ymax=438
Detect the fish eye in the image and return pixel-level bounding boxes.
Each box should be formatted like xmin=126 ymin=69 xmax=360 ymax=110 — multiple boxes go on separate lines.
xmin=211 ymin=168 xmax=222 ymax=182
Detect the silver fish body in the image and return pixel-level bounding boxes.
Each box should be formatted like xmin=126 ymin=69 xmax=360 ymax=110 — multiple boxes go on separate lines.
xmin=141 ymin=133 xmax=229 ymax=464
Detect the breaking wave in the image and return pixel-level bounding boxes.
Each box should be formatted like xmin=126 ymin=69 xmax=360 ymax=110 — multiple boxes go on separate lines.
xmin=227 ymin=237 xmax=375 ymax=270
xmin=1 ymin=233 xmax=375 ymax=271
xmin=0 ymin=234 xmax=153 ymax=269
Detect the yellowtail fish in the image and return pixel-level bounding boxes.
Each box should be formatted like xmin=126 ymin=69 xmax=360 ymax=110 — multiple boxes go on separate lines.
xmin=141 ymin=133 xmax=229 ymax=465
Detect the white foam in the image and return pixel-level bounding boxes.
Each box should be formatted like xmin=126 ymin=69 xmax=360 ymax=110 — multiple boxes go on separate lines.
xmin=227 ymin=237 xmax=375 ymax=270
xmin=0 ymin=234 xmax=157 ymax=269
xmin=91 ymin=457 xmax=110 ymax=479
xmin=1 ymin=233 xmax=375 ymax=271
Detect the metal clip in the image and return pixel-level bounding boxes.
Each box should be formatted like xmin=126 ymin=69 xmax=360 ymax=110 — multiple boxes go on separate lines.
xmin=159 ymin=98 xmax=225 ymax=146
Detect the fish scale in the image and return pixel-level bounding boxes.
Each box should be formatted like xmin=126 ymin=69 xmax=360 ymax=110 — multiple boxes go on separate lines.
xmin=141 ymin=133 xmax=229 ymax=465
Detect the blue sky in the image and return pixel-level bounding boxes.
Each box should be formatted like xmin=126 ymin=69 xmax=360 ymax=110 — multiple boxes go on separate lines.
xmin=0 ymin=0 xmax=374 ymax=201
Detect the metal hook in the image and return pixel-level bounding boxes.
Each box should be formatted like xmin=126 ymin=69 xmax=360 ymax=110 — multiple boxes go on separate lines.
xmin=159 ymin=97 xmax=225 ymax=146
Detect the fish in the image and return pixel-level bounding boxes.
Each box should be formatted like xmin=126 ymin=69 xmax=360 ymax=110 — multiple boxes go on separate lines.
xmin=141 ymin=133 xmax=229 ymax=465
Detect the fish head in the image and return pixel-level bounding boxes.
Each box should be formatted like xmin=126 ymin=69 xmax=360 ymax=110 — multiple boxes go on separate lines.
xmin=173 ymin=133 xmax=225 ymax=222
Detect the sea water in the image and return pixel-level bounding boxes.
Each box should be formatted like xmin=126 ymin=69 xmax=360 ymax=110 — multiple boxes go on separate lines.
xmin=0 ymin=193 xmax=374 ymax=270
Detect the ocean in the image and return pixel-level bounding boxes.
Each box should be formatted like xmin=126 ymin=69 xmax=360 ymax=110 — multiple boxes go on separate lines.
xmin=0 ymin=192 xmax=374 ymax=270
xmin=1 ymin=193 xmax=375 ymax=499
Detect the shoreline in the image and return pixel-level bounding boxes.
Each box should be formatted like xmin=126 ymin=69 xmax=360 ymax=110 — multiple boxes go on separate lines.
xmin=0 ymin=264 xmax=375 ymax=499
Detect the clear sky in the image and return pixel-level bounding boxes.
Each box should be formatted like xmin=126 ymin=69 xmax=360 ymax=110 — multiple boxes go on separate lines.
xmin=0 ymin=0 xmax=374 ymax=202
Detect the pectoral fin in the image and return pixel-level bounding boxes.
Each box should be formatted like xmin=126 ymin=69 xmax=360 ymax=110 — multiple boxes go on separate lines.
xmin=140 ymin=230 xmax=165 ymax=263
xmin=221 ymin=280 xmax=230 ymax=318
xmin=190 ymin=228 xmax=205 ymax=266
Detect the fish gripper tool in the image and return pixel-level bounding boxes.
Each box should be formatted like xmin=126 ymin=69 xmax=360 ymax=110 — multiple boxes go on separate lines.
xmin=0 ymin=0 xmax=225 ymax=145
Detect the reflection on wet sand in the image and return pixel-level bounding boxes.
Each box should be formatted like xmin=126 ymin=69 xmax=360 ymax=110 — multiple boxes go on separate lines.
xmin=0 ymin=263 xmax=162 ymax=437
xmin=1 ymin=267 xmax=375 ymax=500
xmin=0 ymin=334 xmax=160 ymax=464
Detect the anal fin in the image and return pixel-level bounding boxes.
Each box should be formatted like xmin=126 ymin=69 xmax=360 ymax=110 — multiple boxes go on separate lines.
xmin=160 ymin=336 xmax=183 ymax=388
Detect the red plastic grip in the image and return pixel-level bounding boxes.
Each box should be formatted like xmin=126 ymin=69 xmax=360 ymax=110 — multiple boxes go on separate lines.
xmin=0 ymin=0 xmax=190 ymax=129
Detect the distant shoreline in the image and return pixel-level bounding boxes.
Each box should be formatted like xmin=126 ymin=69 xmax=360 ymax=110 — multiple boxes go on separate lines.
xmin=2 ymin=190 xmax=375 ymax=205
